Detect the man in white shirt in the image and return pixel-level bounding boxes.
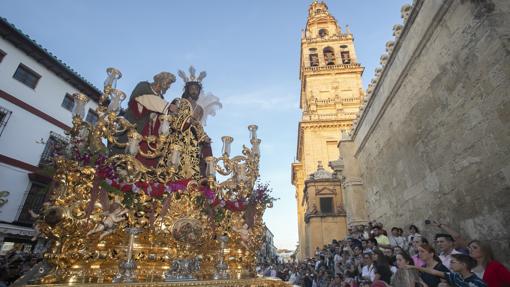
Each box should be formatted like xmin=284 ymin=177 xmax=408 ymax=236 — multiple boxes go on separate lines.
xmin=389 ymin=227 xmax=408 ymax=250
xmin=435 ymin=233 xmax=462 ymax=270
xmin=361 ymin=253 xmax=375 ymax=282
xmin=333 ymin=248 xmax=342 ymax=275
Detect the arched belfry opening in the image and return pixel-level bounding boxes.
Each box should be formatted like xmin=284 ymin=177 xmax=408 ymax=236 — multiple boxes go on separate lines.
xmin=340 ymin=45 xmax=351 ymax=64
xmin=309 ymin=48 xmax=319 ymax=67
xmin=323 ymin=46 xmax=335 ymax=65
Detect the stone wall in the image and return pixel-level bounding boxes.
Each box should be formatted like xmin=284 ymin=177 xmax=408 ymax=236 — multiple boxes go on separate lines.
xmin=343 ymin=0 xmax=510 ymax=261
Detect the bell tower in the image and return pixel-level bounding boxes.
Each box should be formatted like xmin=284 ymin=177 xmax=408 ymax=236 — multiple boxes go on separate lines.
xmin=292 ymin=0 xmax=364 ymax=260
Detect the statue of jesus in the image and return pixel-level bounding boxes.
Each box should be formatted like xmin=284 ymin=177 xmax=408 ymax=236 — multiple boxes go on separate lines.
xmin=164 ymin=67 xmax=214 ymax=177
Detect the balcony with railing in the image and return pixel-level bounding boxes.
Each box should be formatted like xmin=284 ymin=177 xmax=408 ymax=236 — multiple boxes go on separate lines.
xmin=302 ymin=33 xmax=353 ymax=43
xmin=16 ymin=182 xmax=48 ymax=226
xmin=315 ymin=98 xmax=336 ymax=105
xmin=39 ymin=131 xmax=68 ymax=167
xmin=302 ymin=113 xmax=357 ymax=122
xmin=342 ymin=97 xmax=361 ymax=103
xmin=303 ymin=63 xmax=362 ymax=73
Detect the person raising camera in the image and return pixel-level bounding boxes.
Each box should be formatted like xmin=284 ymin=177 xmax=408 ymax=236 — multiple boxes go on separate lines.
xmin=408 ymin=253 xmax=486 ymax=287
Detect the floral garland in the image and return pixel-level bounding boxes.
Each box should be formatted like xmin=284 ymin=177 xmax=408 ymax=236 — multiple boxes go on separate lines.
xmin=73 ymin=149 xmax=274 ymax=213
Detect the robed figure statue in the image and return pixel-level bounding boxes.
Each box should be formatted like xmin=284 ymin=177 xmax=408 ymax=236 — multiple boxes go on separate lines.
xmin=110 ymin=72 xmax=176 ymax=167
xmin=164 ymin=66 xmax=221 ymax=178
xmin=110 ymin=67 xmax=221 ymax=179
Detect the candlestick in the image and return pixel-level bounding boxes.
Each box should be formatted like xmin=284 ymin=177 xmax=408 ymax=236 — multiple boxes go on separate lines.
xmin=107 ymin=89 xmax=126 ymax=113
xmin=221 ymin=136 xmax=233 ymax=157
xmin=72 ymin=93 xmax=89 ymax=119
xmin=248 ymin=125 xmax=258 ymax=141
xmin=104 ymin=67 xmax=122 ymax=90
xmin=205 ymin=156 xmax=216 ymax=177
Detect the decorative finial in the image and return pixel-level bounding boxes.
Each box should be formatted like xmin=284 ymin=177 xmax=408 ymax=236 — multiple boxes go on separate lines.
xmin=386 ymin=41 xmax=395 ymax=53
xmin=380 ymin=54 xmax=389 ymax=66
xmin=401 ymin=4 xmax=413 ymax=22
xmin=393 ymin=24 xmax=403 ymax=38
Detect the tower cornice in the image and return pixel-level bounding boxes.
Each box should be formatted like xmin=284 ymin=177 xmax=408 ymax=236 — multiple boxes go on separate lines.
xmin=302 ymin=63 xmax=364 ymax=75
xmin=295 ymin=120 xmax=354 ymax=162
xmin=301 ymin=34 xmax=353 ymax=44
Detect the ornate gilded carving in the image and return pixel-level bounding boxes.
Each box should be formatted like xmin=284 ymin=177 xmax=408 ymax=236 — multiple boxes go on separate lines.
xmin=27 ymin=67 xmax=276 ymax=285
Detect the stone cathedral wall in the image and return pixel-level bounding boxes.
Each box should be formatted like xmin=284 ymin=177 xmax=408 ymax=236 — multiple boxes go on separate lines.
xmin=346 ymin=0 xmax=510 ymax=261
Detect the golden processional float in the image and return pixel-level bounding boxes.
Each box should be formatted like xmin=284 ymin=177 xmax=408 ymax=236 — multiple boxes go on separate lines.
xmin=21 ymin=67 xmax=285 ymax=286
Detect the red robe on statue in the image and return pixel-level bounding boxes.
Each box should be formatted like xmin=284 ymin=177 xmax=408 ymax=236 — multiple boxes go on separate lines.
xmin=127 ymin=99 xmax=162 ymax=168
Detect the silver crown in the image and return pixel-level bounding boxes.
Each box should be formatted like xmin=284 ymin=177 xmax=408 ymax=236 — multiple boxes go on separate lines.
xmin=177 ymin=66 xmax=207 ymax=83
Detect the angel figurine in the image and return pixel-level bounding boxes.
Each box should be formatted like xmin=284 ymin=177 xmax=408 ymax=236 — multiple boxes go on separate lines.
xmin=232 ymin=222 xmax=251 ymax=249
xmin=27 ymin=201 xmax=53 ymax=241
xmin=87 ymin=202 xmax=128 ymax=240
xmin=28 ymin=209 xmax=43 ymax=241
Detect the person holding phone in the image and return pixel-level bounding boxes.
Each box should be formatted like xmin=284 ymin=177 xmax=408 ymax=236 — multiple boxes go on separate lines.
xmin=408 ymin=225 xmax=422 ymax=249
xmin=409 ymin=253 xmax=486 ymax=287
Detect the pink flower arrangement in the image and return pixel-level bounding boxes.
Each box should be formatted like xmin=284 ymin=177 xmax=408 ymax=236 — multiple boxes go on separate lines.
xmin=74 ymin=151 xmax=275 ymax=212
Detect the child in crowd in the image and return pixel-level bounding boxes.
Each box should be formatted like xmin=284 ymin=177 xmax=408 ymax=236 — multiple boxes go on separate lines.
xmin=409 ymin=253 xmax=487 ymax=287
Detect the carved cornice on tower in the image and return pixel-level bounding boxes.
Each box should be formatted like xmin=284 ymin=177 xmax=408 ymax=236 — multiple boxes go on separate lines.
xmin=302 ymin=63 xmax=363 ymax=74
xmin=296 ymin=121 xmax=353 ymax=163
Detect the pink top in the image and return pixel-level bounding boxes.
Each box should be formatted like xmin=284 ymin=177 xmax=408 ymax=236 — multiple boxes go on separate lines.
xmin=412 ymin=254 xmax=425 ymax=267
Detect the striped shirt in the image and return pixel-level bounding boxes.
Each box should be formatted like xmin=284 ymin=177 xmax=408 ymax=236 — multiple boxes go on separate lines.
xmin=444 ymin=272 xmax=487 ymax=287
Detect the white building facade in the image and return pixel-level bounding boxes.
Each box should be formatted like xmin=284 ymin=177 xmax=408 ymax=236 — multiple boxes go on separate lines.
xmin=0 ymin=17 xmax=100 ymax=253
xmin=258 ymin=225 xmax=278 ymax=264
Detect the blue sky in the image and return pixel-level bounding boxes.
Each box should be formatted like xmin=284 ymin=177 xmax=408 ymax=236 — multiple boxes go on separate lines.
xmin=2 ymin=0 xmax=409 ymax=250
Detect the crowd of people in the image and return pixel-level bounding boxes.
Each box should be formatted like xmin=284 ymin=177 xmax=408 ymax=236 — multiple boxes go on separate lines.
xmin=2 ymin=220 xmax=510 ymax=287
xmin=257 ymin=220 xmax=510 ymax=287
xmin=0 ymin=243 xmax=43 ymax=286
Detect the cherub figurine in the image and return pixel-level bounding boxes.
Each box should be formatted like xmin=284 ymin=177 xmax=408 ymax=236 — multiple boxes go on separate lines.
xmin=28 ymin=209 xmax=43 ymax=241
xmin=232 ymin=222 xmax=251 ymax=249
xmin=28 ymin=202 xmax=51 ymax=241
xmin=87 ymin=202 xmax=128 ymax=240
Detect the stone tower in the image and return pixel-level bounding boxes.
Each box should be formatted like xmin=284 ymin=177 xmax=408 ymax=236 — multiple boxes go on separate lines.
xmin=291 ymin=0 xmax=364 ymax=260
